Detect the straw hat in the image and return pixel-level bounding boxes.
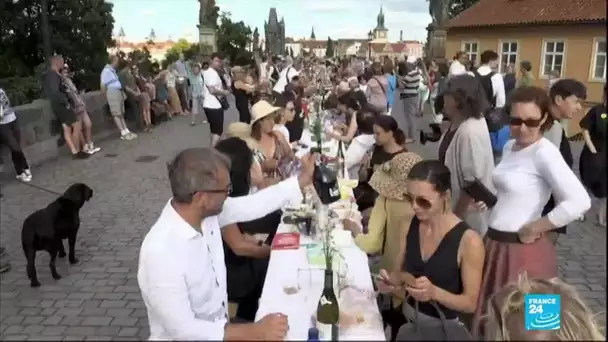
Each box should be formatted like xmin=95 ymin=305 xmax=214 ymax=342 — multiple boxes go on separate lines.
xmin=231 ymin=66 xmax=245 ymax=74
xmin=226 ymin=122 xmax=258 ymax=149
xmin=251 ymin=100 xmax=281 ymax=125
xmin=368 ymin=152 xmax=424 ymax=200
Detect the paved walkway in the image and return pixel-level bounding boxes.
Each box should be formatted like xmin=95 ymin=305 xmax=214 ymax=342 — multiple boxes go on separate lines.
xmin=0 ymin=110 xmax=605 ymax=340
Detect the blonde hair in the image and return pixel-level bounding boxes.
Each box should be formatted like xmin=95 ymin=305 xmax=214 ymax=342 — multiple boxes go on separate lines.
xmin=485 ymin=274 xmax=605 ymax=341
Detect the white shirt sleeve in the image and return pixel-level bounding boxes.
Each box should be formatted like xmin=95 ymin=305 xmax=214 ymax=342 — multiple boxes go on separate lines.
xmin=344 ymin=135 xmax=375 ymax=171
xmin=287 ymin=68 xmax=299 ymax=82
xmin=218 ymin=176 xmax=303 ymax=227
xmin=491 ymin=73 xmax=506 ymax=108
xmin=139 ymin=250 xmax=227 ymax=340
xmin=536 ymin=143 xmax=591 ymax=228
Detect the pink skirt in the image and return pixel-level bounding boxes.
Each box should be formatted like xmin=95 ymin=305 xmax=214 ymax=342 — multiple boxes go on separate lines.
xmin=471 ymin=228 xmax=558 ymax=337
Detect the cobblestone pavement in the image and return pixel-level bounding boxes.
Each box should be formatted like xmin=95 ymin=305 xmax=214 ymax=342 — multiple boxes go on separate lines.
xmin=0 ymin=109 xmax=605 ymax=340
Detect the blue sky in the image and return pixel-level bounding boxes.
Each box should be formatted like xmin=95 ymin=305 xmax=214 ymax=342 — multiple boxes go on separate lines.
xmin=107 ymin=0 xmax=432 ymax=43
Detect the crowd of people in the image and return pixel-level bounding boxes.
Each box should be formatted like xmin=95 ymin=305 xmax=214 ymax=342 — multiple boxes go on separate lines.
xmin=0 ymin=46 xmax=606 ymax=340
xmin=136 ymin=48 xmax=605 ymax=341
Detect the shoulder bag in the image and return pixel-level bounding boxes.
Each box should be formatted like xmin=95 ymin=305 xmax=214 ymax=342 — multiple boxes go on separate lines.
xmin=395 ymin=299 xmax=472 ymax=341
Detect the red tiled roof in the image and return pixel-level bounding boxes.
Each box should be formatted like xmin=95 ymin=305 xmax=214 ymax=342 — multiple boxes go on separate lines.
xmin=446 ymin=0 xmax=607 ymax=29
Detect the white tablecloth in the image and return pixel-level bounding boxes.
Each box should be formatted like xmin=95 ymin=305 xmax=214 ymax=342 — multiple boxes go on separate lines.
xmin=256 ymin=224 xmax=386 ymax=340
xmin=296 ymin=129 xmax=342 ymax=159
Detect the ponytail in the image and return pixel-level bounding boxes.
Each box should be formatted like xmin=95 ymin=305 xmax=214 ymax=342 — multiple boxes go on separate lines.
xmin=394 ymin=128 xmax=406 ymax=145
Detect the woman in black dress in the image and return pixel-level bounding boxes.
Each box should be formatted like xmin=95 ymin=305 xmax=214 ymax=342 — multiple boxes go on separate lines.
xmin=579 ymin=84 xmax=607 ymax=226
xmin=232 ymin=66 xmax=256 ymax=123
xmin=215 ymin=137 xmax=280 ymax=321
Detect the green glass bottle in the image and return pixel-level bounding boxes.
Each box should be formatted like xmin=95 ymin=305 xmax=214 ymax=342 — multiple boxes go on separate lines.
xmin=316 ymin=269 xmax=339 ymax=341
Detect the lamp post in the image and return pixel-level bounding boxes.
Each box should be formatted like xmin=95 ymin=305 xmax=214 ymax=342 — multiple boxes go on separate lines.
xmin=367 ymin=30 xmax=373 ymax=60
xmin=41 ymin=0 xmax=52 ymax=61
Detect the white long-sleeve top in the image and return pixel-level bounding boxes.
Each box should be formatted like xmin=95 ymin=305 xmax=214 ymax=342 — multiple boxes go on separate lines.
xmin=344 ymin=134 xmax=375 ymax=179
xmin=138 ymin=177 xmax=303 ymax=340
xmin=489 ymin=138 xmax=590 ymax=232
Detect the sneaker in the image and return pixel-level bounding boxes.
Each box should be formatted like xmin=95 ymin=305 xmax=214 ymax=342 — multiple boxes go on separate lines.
xmin=86 ymin=144 xmax=101 ymax=154
xmin=0 ymin=261 xmax=10 ymax=274
xmin=24 ymin=169 xmax=32 ymax=177
xmin=120 ymin=134 xmax=129 ymax=140
xmin=72 ymin=151 xmax=90 ymax=160
xmin=128 ymin=132 xmax=138 ymax=139
xmin=16 ymin=172 xmax=32 ymax=182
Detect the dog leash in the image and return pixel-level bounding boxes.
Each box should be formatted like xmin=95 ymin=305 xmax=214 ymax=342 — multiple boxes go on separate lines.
xmin=18 ymin=182 xmax=63 ymax=196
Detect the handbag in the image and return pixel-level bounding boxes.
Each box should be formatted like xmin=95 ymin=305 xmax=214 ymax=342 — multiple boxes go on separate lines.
xmin=395 ymin=300 xmax=473 ymax=341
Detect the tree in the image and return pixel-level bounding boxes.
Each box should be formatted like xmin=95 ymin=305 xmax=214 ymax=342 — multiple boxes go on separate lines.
xmin=161 ymin=38 xmax=199 ymax=68
xmin=216 ymin=11 xmax=252 ymax=66
xmin=326 ymin=37 xmax=334 ymax=58
xmin=0 ymin=0 xmax=115 ymax=100
xmin=449 ymin=0 xmax=480 ymax=18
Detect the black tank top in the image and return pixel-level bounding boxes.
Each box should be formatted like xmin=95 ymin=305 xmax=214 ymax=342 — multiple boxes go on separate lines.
xmin=231 ymin=82 xmax=251 ymax=111
xmin=403 ymin=217 xmax=469 ymax=319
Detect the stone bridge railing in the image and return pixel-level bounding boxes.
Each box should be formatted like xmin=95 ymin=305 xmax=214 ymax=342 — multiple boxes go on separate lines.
xmin=1 ymin=91 xmax=125 ymax=173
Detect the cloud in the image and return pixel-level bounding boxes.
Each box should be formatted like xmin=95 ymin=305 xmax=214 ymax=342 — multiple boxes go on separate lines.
xmin=141 ymin=9 xmax=157 ymax=16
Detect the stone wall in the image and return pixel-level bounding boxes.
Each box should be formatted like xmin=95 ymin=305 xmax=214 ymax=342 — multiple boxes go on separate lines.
xmin=1 ymin=91 xmax=121 ymax=173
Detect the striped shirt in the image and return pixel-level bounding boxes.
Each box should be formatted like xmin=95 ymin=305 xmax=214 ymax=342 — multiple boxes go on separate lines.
xmin=398 ymin=69 xmax=421 ymax=97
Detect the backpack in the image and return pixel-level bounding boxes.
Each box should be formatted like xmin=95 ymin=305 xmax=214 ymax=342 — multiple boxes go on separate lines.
xmin=473 ymin=70 xmax=510 ymax=153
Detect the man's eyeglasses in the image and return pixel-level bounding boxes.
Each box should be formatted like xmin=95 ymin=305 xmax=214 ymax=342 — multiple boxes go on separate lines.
xmin=199 ymin=183 xmax=232 ymax=195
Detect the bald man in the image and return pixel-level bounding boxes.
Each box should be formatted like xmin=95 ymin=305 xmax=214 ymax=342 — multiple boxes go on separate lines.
xmin=44 ymin=55 xmax=88 ymax=159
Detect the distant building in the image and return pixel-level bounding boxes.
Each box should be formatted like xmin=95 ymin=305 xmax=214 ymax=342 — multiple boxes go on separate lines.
xmin=444 ymin=0 xmax=606 ymax=105
xmin=284 ymin=7 xmax=425 ymax=60
xmin=108 ymin=37 xmax=177 ymax=62
xmin=264 ymin=8 xmax=286 ymax=56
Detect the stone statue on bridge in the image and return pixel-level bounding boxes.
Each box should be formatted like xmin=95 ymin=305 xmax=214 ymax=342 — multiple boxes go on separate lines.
xmin=429 ymin=0 xmax=451 ymax=28
xmin=198 ymin=0 xmax=218 ymax=28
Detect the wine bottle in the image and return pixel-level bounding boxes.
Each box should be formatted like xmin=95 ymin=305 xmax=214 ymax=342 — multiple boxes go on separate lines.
xmin=336 ymin=141 xmax=345 ymax=179
xmin=316 ymin=270 xmax=339 ymax=341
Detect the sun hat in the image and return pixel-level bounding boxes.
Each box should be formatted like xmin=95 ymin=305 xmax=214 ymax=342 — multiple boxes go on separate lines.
xmin=232 ymin=65 xmax=245 ymax=74
xmin=251 ymin=100 xmax=282 ymax=125
xmin=368 ymin=152 xmax=424 ymax=200
xmin=226 ymin=122 xmax=258 ymax=149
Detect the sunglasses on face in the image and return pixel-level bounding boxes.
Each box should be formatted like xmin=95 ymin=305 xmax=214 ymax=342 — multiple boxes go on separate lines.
xmin=404 ymin=193 xmax=432 ymax=210
xmin=509 ymin=117 xmax=542 ymax=127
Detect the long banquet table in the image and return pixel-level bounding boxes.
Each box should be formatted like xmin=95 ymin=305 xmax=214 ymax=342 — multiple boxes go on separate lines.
xmin=255 ymin=130 xmax=386 ymax=340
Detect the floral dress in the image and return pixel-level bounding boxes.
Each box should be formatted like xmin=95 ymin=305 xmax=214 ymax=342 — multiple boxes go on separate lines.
xmin=62 ymin=76 xmax=86 ymax=115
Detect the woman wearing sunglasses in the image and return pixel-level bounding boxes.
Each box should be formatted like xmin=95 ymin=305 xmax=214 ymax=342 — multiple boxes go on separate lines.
xmin=471 ymin=86 xmax=591 ymax=337
xmin=374 ymin=160 xmax=484 ymax=339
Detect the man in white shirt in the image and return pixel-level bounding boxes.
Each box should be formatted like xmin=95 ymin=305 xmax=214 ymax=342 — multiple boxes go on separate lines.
xmin=272 ymin=57 xmax=299 ymax=97
xmin=138 ymin=147 xmax=317 ymax=340
xmin=474 ymin=50 xmax=508 ymax=163
xmin=203 ymin=52 xmax=230 ymax=146
xmin=448 ymin=51 xmax=468 ymax=78
xmin=475 ymin=50 xmax=506 ymax=109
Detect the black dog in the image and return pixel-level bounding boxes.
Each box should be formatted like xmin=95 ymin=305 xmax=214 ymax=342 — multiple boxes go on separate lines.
xmin=21 ymin=183 xmax=93 ymax=287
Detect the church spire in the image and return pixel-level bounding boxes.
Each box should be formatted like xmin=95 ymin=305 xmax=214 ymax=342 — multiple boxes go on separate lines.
xmin=310 ymin=26 xmax=316 ymax=39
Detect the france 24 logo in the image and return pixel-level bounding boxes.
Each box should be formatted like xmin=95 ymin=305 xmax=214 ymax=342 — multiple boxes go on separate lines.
xmin=525 ymin=294 xmax=561 ymax=330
